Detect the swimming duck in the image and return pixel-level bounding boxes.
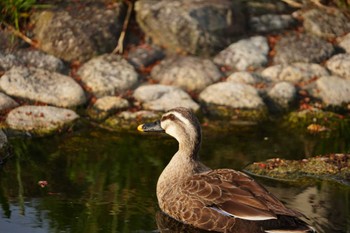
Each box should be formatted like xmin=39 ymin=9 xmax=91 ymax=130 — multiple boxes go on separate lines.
xmin=138 ymin=107 xmax=315 ymax=233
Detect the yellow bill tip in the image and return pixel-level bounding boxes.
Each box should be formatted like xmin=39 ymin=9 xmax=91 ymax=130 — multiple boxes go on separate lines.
xmin=137 ymin=124 xmax=144 ymax=132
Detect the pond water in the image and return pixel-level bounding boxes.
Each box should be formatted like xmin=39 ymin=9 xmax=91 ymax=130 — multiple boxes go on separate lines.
xmin=0 ymin=122 xmax=349 ymax=233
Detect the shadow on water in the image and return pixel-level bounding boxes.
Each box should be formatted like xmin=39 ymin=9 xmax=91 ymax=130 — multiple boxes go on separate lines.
xmin=0 ymin=121 xmax=349 ymax=233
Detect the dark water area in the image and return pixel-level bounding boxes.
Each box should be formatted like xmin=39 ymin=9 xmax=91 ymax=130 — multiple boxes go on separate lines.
xmin=0 ymin=122 xmax=349 ymax=233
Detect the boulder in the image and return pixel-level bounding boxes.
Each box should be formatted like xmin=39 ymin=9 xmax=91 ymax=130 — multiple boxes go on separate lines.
xmin=226 ymin=72 xmax=262 ymax=85
xmin=338 ymin=33 xmax=350 ymax=53
xmin=77 ymin=54 xmax=138 ymax=98
xmin=133 ymin=84 xmax=199 ymax=112
xmin=273 ymin=33 xmax=334 ymax=64
xmin=214 ymin=36 xmax=269 ymax=71
xmin=303 ymin=8 xmax=350 ymax=39
xmin=151 ymin=56 xmax=222 ymax=92
xmin=249 ymin=14 xmax=296 ymax=33
xmin=5 ymin=105 xmax=79 ymax=136
xmin=31 ymin=2 xmax=124 ymax=62
xmin=267 ymin=82 xmax=296 ymax=111
xmin=135 ymin=0 xmax=246 ymax=56
xmin=0 ymin=67 xmax=86 ymax=107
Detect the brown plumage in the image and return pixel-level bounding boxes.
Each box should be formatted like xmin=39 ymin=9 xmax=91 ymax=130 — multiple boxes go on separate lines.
xmin=138 ymin=107 xmax=316 ymax=233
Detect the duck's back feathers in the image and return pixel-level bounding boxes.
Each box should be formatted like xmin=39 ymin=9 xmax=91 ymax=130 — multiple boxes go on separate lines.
xmin=161 ymin=168 xmax=314 ymax=233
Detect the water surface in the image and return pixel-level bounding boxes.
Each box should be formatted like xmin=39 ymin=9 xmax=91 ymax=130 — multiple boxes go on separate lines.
xmin=0 ymin=122 xmax=349 ymax=233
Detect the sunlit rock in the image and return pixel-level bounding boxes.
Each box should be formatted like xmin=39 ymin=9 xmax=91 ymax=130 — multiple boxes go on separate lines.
xmin=214 ymin=36 xmax=269 ymax=71
xmin=0 ymin=67 xmax=86 ymax=108
xmin=88 ymin=96 xmax=129 ymax=121
xmin=133 ymin=84 xmax=199 ymax=112
xmin=338 ymin=32 xmax=350 ymax=53
xmin=261 ymin=63 xmax=329 ymax=83
xmin=267 ymin=82 xmax=296 ymax=111
xmin=78 ymin=54 xmax=138 ymax=98
xmin=314 ymin=76 xmax=350 ymax=106
xmin=226 ymin=71 xmax=263 ymax=85
xmin=326 ymin=54 xmax=350 ymax=80
xmin=199 ymin=82 xmax=267 ymax=121
xmin=151 ymin=56 xmax=222 ymax=92
xmin=5 ymin=105 xmax=79 ymax=136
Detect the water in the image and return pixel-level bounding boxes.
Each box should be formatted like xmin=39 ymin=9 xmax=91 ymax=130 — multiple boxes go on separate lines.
xmin=0 ymin=122 xmax=349 ymax=233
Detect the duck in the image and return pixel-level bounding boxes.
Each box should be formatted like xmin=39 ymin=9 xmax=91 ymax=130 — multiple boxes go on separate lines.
xmin=137 ymin=107 xmax=316 ymax=233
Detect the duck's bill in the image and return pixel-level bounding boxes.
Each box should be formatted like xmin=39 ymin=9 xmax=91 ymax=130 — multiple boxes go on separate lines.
xmin=137 ymin=120 xmax=165 ymax=132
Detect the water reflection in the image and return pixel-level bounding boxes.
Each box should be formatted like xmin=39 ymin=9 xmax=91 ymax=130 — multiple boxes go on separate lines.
xmin=0 ymin=123 xmax=349 ymax=233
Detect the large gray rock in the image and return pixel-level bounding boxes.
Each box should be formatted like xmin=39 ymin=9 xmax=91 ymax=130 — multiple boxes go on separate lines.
xmin=0 ymin=66 xmax=86 ymax=107
xmin=199 ymin=82 xmax=265 ymax=109
xmin=226 ymin=71 xmax=263 ymax=85
xmin=77 ymin=54 xmax=138 ymax=98
xmin=5 ymin=105 xmax=79 ymax=135
xmin=214 ymin=36 xmax=269 ymax=71
xmin=326 ymin=54 xmax=350 ymax=80
xmin=0 ymin=53 xmax=21 ymax=71
xmin=274 ymin=33 xmax=334 ymax=64
xmin=135 ymin=0 xmax=246 ymax=56
xmin=0 ymin=92 xmax=18 ymax=111
xmin=133 ymin=84 xmax=199 ymax=112
xmin=303 ymin=8 xmax=350 ymax=39
xmin=261 ymin=63 xmax=329 ymax=83
xmin=151 ymin=56 xmax=222 ymax=92
xmin=31 ymin=2 xmax=124 ymax=62
xmin=314 ymin=76 xmax=350 ymax=106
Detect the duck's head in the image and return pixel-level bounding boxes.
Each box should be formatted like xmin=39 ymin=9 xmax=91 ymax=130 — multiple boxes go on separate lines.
xmin=137 ymin=107 xmax=202 ymax=157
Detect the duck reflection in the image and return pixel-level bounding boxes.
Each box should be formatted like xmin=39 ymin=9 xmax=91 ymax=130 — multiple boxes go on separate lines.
xmin=156 ymin=211 xmax=211 ymax=233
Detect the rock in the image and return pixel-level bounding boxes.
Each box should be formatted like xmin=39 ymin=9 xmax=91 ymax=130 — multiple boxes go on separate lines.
xmin=0 ymin=30 xmax=21 ymax=53
xmin=261 ymin=63 xmax=329 ymax=83
xmin=15 ymin=50 xmax=65 ymax=73
xmin=0 ymin=129 xmax=9 ymax=162
xmin=338 ymin=33 xmax=350 ymax=53
xmin=5 ymin=105 xmax=79 ymax=136
xmin=245 ymin=0 xmax=293 ymax=15
xmin=0 ymin=130 xmax=8 ymax=149
xmin=31 ymin=2 xmax=124 ymax=62
xmin=135 ymin=0 xmax=246 ymax=56
xmin=314 ymin=76 xmax=350 ymax=106
xmin=0 ymin=92 xmax=18 ymax=111
xmin=151 ymin=56 xmax=222 ymax=92
xmin=77 ymin=54 xmax=138 ymax=98
xmin=0 ymin=53 xmax=21 ymax=72
xmin=226 ymin=72 xmax=262 ymax=85
xmin=199 ymin=82 xmax=266 ymax=121
xmin=244 ymin=154 xmax=350 ymax=185
xmin=103 ymin=110 xmax=160 ymax=130
xmin=249 ymin=14 xmax=296 ymax=33
xmin=303 ymin=8 xmax=350 ymax=39
xmin=0 ymin=66 xmax=86 ymax=108
xmin=273 ymin=33 xmax=334 ymax=64
xmin=88 ymin=96 xmax=129 ymax=121
xmin=267 ymin=82 xmax=296 ymax=110
xmin=127 ymin=44 xmax=165 ymax=70
xmin=214 ymin=36 xmax=269 ymax=71
xmin=133 ymin=84 xmax=200 ymax=112
xmin=326 ymin=54 xmax=350 ymax=80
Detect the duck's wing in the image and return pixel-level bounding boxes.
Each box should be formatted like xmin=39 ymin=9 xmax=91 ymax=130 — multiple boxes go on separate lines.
xmin=179 ymin=168 xmax=303 ymax=221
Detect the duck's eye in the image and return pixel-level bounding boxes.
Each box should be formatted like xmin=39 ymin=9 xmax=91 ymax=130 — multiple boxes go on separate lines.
xmin=162 ymin=114 xmax=176 ymax=121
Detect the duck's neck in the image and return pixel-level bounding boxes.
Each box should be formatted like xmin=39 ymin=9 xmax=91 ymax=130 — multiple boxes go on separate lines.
xmin=157 ymin=135 xmax=202 ymax=198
